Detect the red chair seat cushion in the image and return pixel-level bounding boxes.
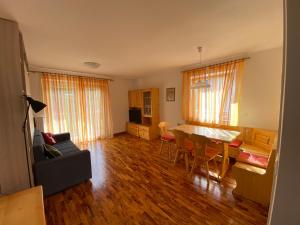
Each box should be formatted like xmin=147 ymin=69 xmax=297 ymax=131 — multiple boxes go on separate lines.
xmin=161 ymin=133 xmax=175 ymax=141
xmin=237 ymin=152 xmax=269 ymax=169
xmin=41 ymin=132 xmax=57 ymax=145
xmin=229 ymin=139 xmax=243 ymax=148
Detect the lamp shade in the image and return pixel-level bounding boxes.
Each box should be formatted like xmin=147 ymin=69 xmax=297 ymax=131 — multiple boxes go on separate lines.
xmin=26 ymin=96 xmax=47 ymax=113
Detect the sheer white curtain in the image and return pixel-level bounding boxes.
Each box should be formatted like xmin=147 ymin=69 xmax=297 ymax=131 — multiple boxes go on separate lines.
xmin=42 ymin=73 xmax=113 ymax=142
xmin=182 ymin=60 xmax=244 ymax=126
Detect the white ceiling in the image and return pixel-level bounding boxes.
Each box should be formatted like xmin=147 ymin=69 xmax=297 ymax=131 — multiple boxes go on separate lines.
xmin=0 ymin=0 xmax=283 ymax=77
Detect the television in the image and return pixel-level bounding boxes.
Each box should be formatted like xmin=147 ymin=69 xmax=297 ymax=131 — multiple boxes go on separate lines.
xmin=129 ymin=108 xmax=142 ymax=124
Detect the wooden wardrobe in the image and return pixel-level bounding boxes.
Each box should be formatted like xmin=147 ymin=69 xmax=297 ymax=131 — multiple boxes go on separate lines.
xmin=0 ymin=18 xmax=32 ymax=194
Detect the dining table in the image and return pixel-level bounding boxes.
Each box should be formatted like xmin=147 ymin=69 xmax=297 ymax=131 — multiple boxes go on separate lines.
xmin=170 ymin=124 xmax=240 ymax=180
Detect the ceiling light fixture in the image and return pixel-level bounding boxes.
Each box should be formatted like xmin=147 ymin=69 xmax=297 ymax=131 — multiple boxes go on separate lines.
xmin=84 ymin=61 xmax=100 ymax=69
xmin=191 ymin=46 xmax=211 ymax=89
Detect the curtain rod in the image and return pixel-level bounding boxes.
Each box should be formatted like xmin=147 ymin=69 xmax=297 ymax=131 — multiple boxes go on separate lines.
xmin=29 ymin=66 xmax=114 ymax=81
xmin=182 ymin=57 xmax=250 ymax=73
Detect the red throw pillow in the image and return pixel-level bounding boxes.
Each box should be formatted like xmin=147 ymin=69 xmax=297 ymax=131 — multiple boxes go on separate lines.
xmin=41 ymin=132 xmax=56 ymax=145
xmin=229 ymin=139 xmax=243 ymax=148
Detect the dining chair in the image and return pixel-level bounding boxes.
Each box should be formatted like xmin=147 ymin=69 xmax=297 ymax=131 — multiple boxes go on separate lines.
xmin=189 ymin=134 xmax=221 ymax=185
xmin=172 ymin=129 xmax=193 ymax=172
xmin=158 ymin=122 xmax=175 ymax=160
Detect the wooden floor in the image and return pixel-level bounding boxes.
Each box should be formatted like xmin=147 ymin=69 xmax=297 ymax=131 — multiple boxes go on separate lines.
xmin=44 ymin=134 xmax=268 ymax=225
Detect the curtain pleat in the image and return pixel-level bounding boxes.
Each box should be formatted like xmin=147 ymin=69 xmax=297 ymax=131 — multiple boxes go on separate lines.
xmin=41 ymin=73 xmax=113 ymax=143
xmin=181 ymin=60 xmax=244 ymax=126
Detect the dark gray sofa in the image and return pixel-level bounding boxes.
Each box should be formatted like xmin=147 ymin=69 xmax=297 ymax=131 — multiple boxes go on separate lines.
xmin=32 ymin=130 xmax=92 ymax=196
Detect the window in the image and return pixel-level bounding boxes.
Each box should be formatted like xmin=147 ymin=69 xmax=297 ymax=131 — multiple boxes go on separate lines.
xmin=182 ymin=60 xmax=244 ymax=126
xmin=42 ymin=73 xmax=113 ymax=142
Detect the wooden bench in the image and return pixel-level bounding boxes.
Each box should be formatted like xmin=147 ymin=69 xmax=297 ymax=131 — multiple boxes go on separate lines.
xmin=232 ymin=150 xmax=276 ymax=206
xmin=239 ymin=128 xmax=277 ymax=156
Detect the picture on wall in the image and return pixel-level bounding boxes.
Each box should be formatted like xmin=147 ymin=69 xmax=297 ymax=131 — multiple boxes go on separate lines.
xmin=166 ymin=88 xmax=175 ymax=101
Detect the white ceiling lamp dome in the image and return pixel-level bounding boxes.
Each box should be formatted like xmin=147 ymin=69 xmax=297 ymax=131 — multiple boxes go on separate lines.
xmin=84 ymin=61 xmax=100 ymax=69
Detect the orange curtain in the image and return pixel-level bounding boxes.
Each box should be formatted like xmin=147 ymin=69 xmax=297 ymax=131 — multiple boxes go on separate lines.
xmin=182 ymin=60 xmax=244 ymax=126
xmin=41 ymin=73 xmax=113 ymax=142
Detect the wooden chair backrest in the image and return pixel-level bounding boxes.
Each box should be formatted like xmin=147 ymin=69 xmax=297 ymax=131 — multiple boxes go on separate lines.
xmin=190 ymin=134 xmax=209 ymax=157
xmin=158 ymin=121 xmax=169 ymax=136
xmin=252 ymin=129 xmax=277 ymax=152
xmin=172 ymin=129 xmax=189 ymax=149
xmin=237 ymin=127 xmax=254 ymax=144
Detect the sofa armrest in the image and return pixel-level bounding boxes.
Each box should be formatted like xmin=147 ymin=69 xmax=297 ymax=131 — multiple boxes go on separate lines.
xmin=53 ymin=132 xmax=70 ymax=142
xmin=33 ymin=150 xmax=92 ymax=196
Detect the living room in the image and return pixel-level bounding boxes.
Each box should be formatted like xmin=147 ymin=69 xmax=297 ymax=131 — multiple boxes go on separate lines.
xmin=0 ymin=1 xmax=299 ymax=225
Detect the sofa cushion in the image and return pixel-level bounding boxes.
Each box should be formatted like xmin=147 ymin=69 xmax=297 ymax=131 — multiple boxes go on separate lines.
xmin=53 ymin=141 xmax=80 ymax=156
xmin=44 ymin=144 xmax=63 ymax=158
xmin=42 ymin=132 xmax=57 ymax=145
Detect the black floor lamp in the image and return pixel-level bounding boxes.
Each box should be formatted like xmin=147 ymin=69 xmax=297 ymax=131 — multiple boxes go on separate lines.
xmin=23 ymin=95 xmax=47 ymax=187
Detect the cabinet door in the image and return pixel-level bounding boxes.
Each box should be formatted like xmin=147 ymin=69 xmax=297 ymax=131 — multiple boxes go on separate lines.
xmin=133 ymin=91 xmax=138 ymax=107
xmin=136 ymin=90 xmax=143 ymax=108
xmin=143 ymin=91 xmax=152 ymax=116
xmin=128 ymin=91 xmax=134 ymax=108
xmin=127 ymin=123 xmax=138 ymax=136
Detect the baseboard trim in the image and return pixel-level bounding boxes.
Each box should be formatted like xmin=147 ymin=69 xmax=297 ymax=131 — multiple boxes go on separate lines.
xmin=113 ymin=131 xmax=127 ymax=136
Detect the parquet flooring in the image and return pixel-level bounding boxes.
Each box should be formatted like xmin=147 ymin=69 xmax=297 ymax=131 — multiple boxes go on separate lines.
xmin=44 ymin=134 xmax=268 ymax=225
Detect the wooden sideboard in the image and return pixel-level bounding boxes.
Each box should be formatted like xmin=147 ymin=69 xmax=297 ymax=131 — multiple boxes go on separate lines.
xmin=0 ymin=186 xmax=46 ymax=225
xmin=127 ymin=88 xmax=159 ymax=140
xmin=127 ymin=122 xmax=158 ymax=140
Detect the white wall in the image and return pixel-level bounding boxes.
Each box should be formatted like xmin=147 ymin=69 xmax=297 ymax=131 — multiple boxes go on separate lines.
xmin=110 ymin=78 xmax=134 ymax=133
xmin=133 ymin=68 xmax=184 ymax=127
xmin=29 ymin=72 xmax=43 ymax=102
xmin=133 ymin=47 xmax=283 ymax=131
xmin=28 ymin=72 xmax=134 ymax=134
xmin=239 ymin=47 xmax=283 ymax=130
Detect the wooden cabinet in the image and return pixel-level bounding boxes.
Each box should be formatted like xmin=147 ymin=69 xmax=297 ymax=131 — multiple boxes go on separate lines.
xmin=0 ymin=18 xmax=31 ymax=194
xmin=126 ymin=123 xmax=153 ymax=140
xmin=0 ymin=186 xmax=46 ymax=225
xmin=139 ymin=125 xmax=150 ymax=140
xmin=127 ymin=88 xmax=159 ymax=140
xmin=128 ymin=90 xmax=142 ymax=108
xmin=127 ymin=122 xmax=139 ymax=136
